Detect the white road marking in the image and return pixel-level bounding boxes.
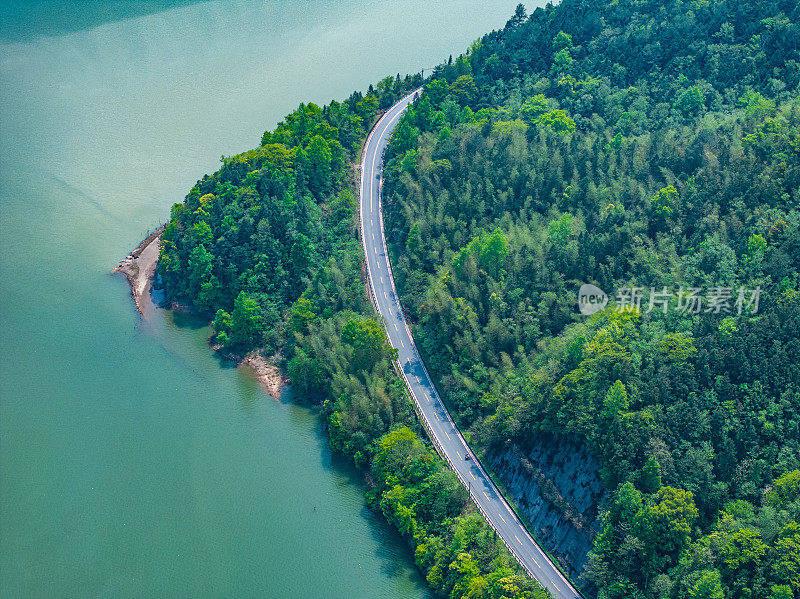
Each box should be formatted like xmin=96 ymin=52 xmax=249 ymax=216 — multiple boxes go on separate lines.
xmin=359 ymin=92 xmax=576 ymax=599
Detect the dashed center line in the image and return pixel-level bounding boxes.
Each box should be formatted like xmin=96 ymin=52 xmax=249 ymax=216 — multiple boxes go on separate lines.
xmin=361 ymin=92 xmax=573 ymax=599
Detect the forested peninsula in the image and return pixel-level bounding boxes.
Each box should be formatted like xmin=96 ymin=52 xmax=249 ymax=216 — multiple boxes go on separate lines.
xmin=158 ymin=1 xmax=800 ymax=598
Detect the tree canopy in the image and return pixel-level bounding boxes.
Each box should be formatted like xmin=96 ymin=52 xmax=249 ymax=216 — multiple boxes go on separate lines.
xmin=159 ymin=0 xmax=800 ymax=597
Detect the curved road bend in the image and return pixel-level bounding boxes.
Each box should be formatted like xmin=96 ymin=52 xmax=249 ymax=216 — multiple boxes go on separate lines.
xmin=358 ymin=90 xmax=582 ymax=599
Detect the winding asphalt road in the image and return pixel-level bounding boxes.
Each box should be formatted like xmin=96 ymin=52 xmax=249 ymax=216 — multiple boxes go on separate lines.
xmin=358 ymin=89 xmax=582 ymax=599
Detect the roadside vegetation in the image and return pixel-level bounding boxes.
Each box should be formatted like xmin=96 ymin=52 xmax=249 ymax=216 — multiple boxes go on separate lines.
xmin=381 ymin=1 xmax=800 ymax=598
xmin=157 ymin=73 xmax=545 ymax=598
xmin=159 ymin=0 xmax=800 ymax=597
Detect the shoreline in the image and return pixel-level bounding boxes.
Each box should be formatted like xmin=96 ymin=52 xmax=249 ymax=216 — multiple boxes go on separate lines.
xmin=114 ymin=229 xmax=287 ymax=398
xmin=113 ymin=225 xmax=165 ymax=315
xmin=240 ymin=352 xmax=286 ymax=400
xmin=211 ymin=344 xmax=287 ymax=400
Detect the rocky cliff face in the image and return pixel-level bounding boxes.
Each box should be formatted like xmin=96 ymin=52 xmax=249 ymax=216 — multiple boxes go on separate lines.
xmin=485 ymin=434 xmax=604 ymax=593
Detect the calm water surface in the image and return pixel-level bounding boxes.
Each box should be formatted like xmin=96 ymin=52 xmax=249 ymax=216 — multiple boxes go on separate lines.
xmin=0 ymin=1 xmax=524 ymax=596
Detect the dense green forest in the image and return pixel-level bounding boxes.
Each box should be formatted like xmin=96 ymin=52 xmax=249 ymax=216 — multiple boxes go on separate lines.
xmin=380 ymin=0 xmax=800 ymax=598
xmin=160 ymin=0 xmax=800 ymax=597
xmin=157 ymin=74 xmax=545 ymax=598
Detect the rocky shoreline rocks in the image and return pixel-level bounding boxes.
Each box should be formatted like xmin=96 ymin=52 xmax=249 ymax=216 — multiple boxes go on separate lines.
xmin=113 ymin=225 xmax=165 ymax=314
xmin=116 ymin=228 xmax=287 ymax=399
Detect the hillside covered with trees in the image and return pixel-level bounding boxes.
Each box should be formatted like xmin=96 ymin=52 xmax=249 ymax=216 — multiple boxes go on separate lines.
xmin=157 ymin=73 xmax=546 ymax=598
xmin=381 ymin=0 xmax=800 ymax=598
xmin=159 ymin=0 xmax=800 ymax=597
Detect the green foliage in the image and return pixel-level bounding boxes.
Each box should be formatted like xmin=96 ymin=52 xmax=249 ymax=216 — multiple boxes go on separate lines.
xmin=650 ymin=185 xmax=677 ymax=220
xmin=520 ymin=94 xmax=549 ymax=123
xmin=160 ymin=1 xmax=800 ymax=596
xmin=286 ymin=347 xmax=324 ymax=397
xmin=158 ymin=65 xmax=543 ymax=596
xmin=674 ymin=87 xmax=705 ymax=118
xmin=341 ymin=317 xmax=392 ymax=371
xmin=638 ymin=487 xmax=699 ymax=557
xmin=452 ymin=228 xmax=509 ymax=279
xmin=641 ymin=457 xmax=662 ymax=494
xmin=774 ymin=522 xmax=800 ymax=593
xmin=230 ymin=291 xmax=261 ymax=347
xmin=192 ymin=220 xmax=213 ymax=246
xmin=723 ymin=527 xmax=767 ymax=571
xmin=378 ymin=1 xmax=800 ymax=596
xmin=767 ymin=470 xmax=800 ymax=508
xmin=507 ymin=3 xmax=527 ymax=29
xmin=157 ymin=77 xmax=419 ymax=348
xmin=602 ymin=380 xmax=628 ymax=420
xmin=547 ymin=213 xmax=574 ymax=248
xmin=769 ymin=585 xmax=793 ymax=599
xmin=290 ymin=297 xmax=317 ymax=333
xmin=534 ymin=109 xmax=575 ymax=133
xmin=552 ymin=49 xmax=573 ymax=76
xmin=450 ymin=75 xmax=478 ymax=106
xmin=740 ymin=90 xmax=776 ymax=120
xmin=305 ymin=134 xmax=333 ymax=196
xmin=689 ymin=569 xmax=724 ymax=599
xmin=425 ymin=79 xmax=450 ymax=106
xmin=369 ymin=429 xmax=542 ymax=599
xmin=213 ymin=309 xmax=232 ymax=344
xmin=747 ymin=233 xmax=768 ymax=258
xmin=553 ymin=31 xmax=573 ymax=54
xmin=393 ymin=119 xmax=420 ymax=154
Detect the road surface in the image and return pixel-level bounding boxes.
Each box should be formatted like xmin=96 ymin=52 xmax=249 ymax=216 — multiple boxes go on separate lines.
xmin=358 ymin=90 xmax=583 ymax=599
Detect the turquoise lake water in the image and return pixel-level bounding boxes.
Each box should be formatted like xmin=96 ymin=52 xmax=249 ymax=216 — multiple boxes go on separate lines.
xmin=0 ymin=1 xmax=523 ymax=596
